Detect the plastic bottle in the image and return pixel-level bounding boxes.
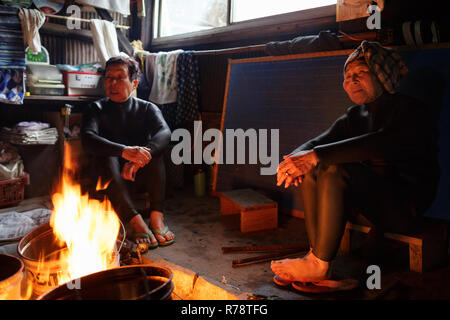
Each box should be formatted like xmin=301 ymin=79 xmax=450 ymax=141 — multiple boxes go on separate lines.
xmin=194 ymin=168 xmax=205 ymax=197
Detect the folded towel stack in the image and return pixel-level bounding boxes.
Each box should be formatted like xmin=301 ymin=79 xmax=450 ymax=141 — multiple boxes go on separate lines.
xmin=0 ymin=121 xmax=58 ymax=145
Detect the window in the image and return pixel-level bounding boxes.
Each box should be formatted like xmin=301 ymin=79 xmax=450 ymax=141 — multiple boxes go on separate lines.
xmin=231 ymin=0 xmax=336 ymax=23
xmin=154 ymin=0 xmax=227 ymax=38
xmin=153 ymin=0 xmax=336 ymax=38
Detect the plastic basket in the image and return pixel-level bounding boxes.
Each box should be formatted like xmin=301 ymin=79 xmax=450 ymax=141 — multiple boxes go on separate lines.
xmin=0 ymin=172 xmax=30 ymax=208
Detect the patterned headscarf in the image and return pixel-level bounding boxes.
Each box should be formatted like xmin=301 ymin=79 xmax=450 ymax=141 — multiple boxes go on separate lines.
xmin=344 ymin=41 xmax=408 ymax=94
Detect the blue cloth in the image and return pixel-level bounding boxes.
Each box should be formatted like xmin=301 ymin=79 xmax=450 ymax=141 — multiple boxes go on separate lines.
xmin=0 ymin=68 xmax=25 ymax=104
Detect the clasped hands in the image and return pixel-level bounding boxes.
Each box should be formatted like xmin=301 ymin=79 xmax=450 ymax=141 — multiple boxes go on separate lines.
xmin=121 ymin=146 xmax=152 ymax=181
xmin=276 ymin=150 xmax=318 ymax=188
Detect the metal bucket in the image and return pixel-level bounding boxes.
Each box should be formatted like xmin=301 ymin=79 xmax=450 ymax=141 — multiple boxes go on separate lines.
xmin=0 ymin=254 xmax=24 ymax=300
xmin=37 ymin=265 xmax=174 ymax=300
xmin=17 ymin=221 xmax=125 ymax=298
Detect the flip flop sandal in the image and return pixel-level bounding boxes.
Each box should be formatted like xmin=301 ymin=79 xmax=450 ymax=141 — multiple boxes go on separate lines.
xmin=273 ymin=275 xmax=292 ymax=287
xmin=134 ymin=231 xmax=159 ymax=249
xmin=150 ymin=226 xmax=175 ymax=246
xmin=292 ymin=278 xmax=359 ymax=293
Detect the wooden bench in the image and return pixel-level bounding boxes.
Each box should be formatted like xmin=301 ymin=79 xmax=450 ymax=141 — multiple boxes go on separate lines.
xmin=338 ymin=217 xmax=449 ymax=273
xmin=219 ymin=188 xmax=278 ymax=233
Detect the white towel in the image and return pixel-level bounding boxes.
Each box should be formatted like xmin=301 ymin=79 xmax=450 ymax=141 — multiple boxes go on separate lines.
xmin=149 ymin=50 xmax=183 ymax=105
xmin=90 ymin=19 xmax=120 ymax=66
xmin=18 ymin=8 xmax=46 ymax=54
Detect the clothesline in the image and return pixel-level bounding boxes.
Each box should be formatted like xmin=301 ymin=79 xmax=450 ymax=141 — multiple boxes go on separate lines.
xmin=135 ymin=31 xmax=376 ymax=57
xmin=44 ymin=13 xmax=130 ymax=30
xmin=134 ymin=45 xmax=265 ymax=57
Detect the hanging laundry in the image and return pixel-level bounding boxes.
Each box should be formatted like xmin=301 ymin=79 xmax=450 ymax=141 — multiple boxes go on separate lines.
xmin=148 ymin=49 xmax=183 ymax=105
xmin=18 ymin=8 xmax=45 ymax=54
xmin=175 ymin=51 xmax=200 ymax=126
xmin=134 ymin=51 xmax=152 ymax=101
xmin=90 ymin=19 xmax=120 ymax=66
xmin=143 ymin=52 xmax=156 ymax=94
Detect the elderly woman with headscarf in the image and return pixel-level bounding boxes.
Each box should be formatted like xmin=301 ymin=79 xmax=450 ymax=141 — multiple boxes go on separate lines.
xmin=271 ymin=41 xmax=440 ymax=286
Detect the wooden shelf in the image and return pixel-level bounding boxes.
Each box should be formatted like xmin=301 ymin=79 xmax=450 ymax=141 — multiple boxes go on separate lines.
xmin=24 ymin=95 xmax=102 ymax=102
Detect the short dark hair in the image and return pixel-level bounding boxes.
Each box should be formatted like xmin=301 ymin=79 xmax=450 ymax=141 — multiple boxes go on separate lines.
xmin=104 ymin=55 xmax=140 ymax=81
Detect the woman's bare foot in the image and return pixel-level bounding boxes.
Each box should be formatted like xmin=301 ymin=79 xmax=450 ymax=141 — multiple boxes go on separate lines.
xmin=129 ymin=214 xmax=157 ymax=245
xmin=149 ymin=211 xmax=175 ymax=244
xmin=271 ymin=250 xmax=331 ymax=283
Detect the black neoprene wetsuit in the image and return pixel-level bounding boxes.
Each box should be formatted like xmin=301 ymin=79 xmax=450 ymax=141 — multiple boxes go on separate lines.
xmin=81 ymin=96 xmax=171 ymax=223
xmin=291 ymin=92 xmax=440 ymax=261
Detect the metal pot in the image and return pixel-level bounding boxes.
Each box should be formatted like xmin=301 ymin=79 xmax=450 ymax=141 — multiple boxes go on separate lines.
xmin=37 ymin=265 xmax=174 ymax=300
xmin=0 ymin=254 xmax=24 ymax=300
xmin=17 ymin=222 xmax=125 ymax=298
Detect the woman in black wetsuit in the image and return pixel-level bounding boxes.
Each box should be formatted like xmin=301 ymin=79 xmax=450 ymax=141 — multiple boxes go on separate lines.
xmin=271 ymin=41 xmax=440 ymax=285
xmin=81 ymin=55 xmax=175 ymax=248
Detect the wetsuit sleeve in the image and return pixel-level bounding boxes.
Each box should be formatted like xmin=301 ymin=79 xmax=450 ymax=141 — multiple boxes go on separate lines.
xmin=81 ymin=102 xmax=126 ymax=157
xmin=144 ymin=103 xmax=171 ymax=158
xmin=288 ymin=113 xmax=349 ymax=155
xmin=313 ymin=100 xmax=427 ymax=165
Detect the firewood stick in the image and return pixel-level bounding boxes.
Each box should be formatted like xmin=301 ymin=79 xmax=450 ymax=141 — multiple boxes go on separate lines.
xmin=222 ymin=243 xmax=308 ymax=254
xmin=231 ymin=249 xmax=307 ymax=268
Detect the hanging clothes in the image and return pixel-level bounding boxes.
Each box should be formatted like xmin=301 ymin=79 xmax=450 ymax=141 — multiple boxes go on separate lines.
xmin=144 ymin=52 xmax=156 ymax=92
xmin=89 ymin=19 xmax=120 ymax=66
xmin=18 ymin=8 xmax=45 ymax=54
xmin=148 ymin=49 xmax=183 ymax=105
xmin=135 ymin=52 xmax=151 ymax=101
xmin=175 ymin=51 xmax=200 ymax=126
xmin=144 ymin=50 xmax=200 ymax=129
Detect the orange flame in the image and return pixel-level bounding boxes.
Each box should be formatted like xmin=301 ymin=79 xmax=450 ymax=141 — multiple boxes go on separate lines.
xmin=23 ymin=143 xmax=121 ymax=299
xmin=51 ymin=143 xmax=121 ymax=279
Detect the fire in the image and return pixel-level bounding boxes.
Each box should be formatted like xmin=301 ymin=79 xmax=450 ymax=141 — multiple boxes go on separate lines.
xmin=24 ymin=143 xmax=121 ymax=298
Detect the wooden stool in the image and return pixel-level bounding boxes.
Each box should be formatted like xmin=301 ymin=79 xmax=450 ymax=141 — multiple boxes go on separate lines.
xmin=219 ymin=188 xmax=278 ymax=233
xmin=339 ymin=218 xmax=449 ymax=273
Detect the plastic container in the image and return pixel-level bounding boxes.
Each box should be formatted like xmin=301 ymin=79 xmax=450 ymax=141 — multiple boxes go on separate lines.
xmin=61 ymin=71 xmax=104 ymax=97
xmin=27 ymin=84 xmax=65 ymax=96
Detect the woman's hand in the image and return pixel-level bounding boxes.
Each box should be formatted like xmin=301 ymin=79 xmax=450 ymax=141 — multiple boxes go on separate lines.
xmin=121 ymin=146 xmax=151 ymax=167
xmin=122 ymin=161 xmax=139 ymax=181
xmin=276 ymin=150 xmax=318 ymax=188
